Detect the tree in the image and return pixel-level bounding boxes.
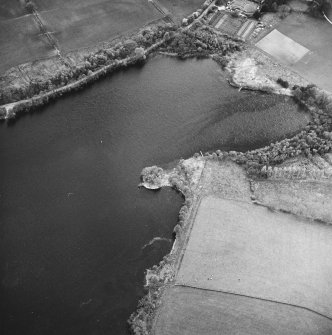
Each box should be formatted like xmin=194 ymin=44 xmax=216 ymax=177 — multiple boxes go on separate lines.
xmin=262 ymin=0 xmax=288 ymax=12
xmin=308 ymin=0 xmax=332 ymax=17
xmin=141 ymin=166 xmax=163 ymax=186
xmin=25 ymin=1 xmax=37 ymax=13
xmin=253 ymin=10 xmax=261 ymax=19
xmin=164 ymin=32 xmax=170 ymax=41
xmin=134 ymin=47 xmax=146 ymax=60
xmin=278 ymin=4 xmax=291 ymax=18
xmin=277 ymin=78 xmax=289 ymax=88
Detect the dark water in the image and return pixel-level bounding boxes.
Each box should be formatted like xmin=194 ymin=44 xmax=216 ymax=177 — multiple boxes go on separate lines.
xmin=0 ymin=56 xmax=309 ymax=335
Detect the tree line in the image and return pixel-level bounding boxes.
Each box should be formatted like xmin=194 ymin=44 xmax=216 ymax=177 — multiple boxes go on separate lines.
xmin=198 ymin=84 xmax=332 ymax=177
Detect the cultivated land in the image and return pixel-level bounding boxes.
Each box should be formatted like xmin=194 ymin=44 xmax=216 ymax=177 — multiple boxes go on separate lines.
xmin=155 ymin=286 xmax=332 ymax=335
xmin=0 ymin=0 xmax=26 ymax=20
xmin=256 ymin=29 xmax=310 ymax=65
xmin=272 ymin=13 xmax=332 ymax=93
xmin=150 ymin=158 xmax=332 ymax=335
xmin=0 ymin=12 xmax=53 ymax=74
xmin=1 ymin=1 xmax=332 ymax=334
xmin=0 ymin=0 xmax=162 ymax=74
xmin=158 ymin=0 xmax=205 ymax=19
xmin=252 ymin=154 xmax=332 ymax=223
xmin=39 ymin=0 xmax=162 ymax=53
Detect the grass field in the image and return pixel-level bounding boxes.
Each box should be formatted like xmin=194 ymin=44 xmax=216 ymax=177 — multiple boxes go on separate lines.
xmin=158 ymin=0 xmax=204 ymax=18
xmin=153 ymin=159 xmax=332 ymax=334
xmin=256 ymin=29 xmax=309 ymax=65
xmin=0 ymin=15 xmax=54 ymax=75
xmin=253 ymin=155 xmax=332 ymax=223
xmin=0 ymin=0 xmax=162 ymax=74
xmin=254 ymin=179 xmax=332 ymax=222
xmin=154 ymin=286 xmax=332 ymax=335
xmin=275 ymin=13 xmax=332 ymax=92
xmin=0 ymin=0 xmax=26 ymax=20
xmin=176 ymin=196 xmax=332 ymax=318
xmin=41 ymin=0 xmax=162 ymax=52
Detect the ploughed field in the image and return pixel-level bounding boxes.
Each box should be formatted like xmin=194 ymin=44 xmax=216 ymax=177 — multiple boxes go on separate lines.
xmin=0 ymin=0 xmax=162 ymax=74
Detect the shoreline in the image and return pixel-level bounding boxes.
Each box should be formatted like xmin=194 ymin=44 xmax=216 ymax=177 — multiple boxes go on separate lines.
xmin=129 ymin=157 xmax=207 ymax=334
xmin=0 ymin=38 xmax=167 ymax=120
xmin=130 ymin=78 xmax=332 ymax=333
xmin=3 ymin=36 xmax=320 ymax=121
xmin=0 ymin=46 xmax=298 ymax=121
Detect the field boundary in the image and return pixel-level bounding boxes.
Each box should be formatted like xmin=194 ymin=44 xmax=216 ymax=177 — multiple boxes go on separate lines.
xmin=174 ymin=283 xmax=332 ymax=322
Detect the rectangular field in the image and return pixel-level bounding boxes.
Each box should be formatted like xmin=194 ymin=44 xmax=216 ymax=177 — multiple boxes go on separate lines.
xmin=154 ymin=286 xmax=332 ymax=335
xmin=0 ymin=15 xmax=54 ymax=74
xmin=256 ymin=29 xmax=309 ymax=65
xmin=0 ymin=0 xmax=162 ymax=74
xmin=176 ymin=196 xmax=332 ymax=318
xmin=0 ymin=0 xmax=26 ymax=21
xmin=41 ymin=0 xmax=163 ymax=52
xmin=275 ymin=12 xmax=332 ymax=93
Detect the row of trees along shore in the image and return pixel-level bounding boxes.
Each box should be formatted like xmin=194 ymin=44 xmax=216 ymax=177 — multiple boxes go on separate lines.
xmin=197 ymin=85 xmax=332 ymax=176
xmin=0 ymin=23 xmax=243 ymax=119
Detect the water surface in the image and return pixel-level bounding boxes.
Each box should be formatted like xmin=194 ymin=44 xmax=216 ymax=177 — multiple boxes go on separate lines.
xmin=0 ymin=56 xmax=309 ymax=335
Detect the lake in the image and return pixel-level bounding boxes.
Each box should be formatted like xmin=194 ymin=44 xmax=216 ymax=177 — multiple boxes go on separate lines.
xmin=0 ymin=56 xmax=309 ymax=335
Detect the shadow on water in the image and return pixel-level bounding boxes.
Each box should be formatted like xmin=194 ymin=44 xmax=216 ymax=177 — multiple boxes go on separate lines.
xmin=0 ymin=56 xmax=310 ymax=335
